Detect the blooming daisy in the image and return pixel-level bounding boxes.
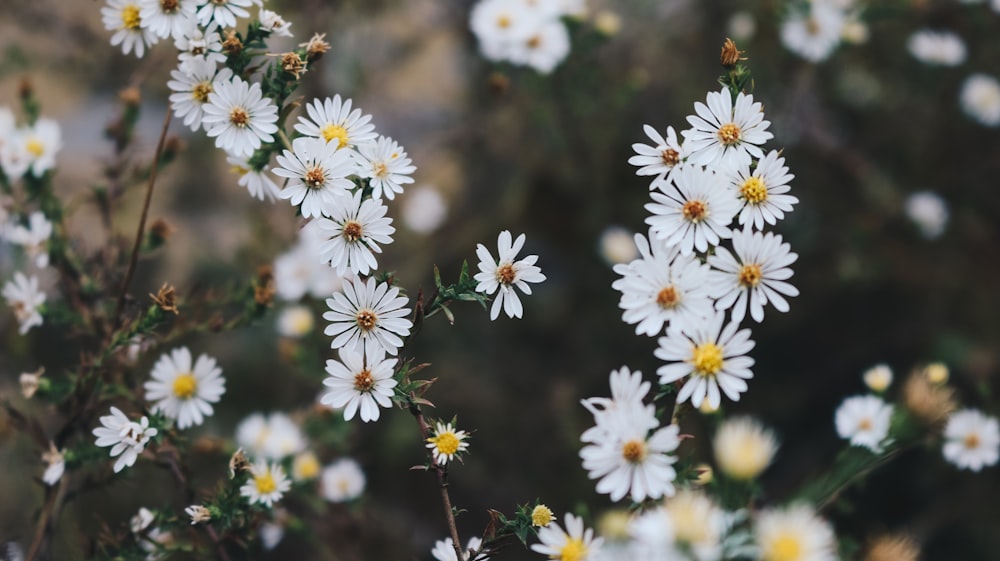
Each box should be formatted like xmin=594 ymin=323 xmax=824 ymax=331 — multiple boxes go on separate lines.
xmin=707 ymin=229 xmax=799 ymax=323
xmin=354 ymin=136 xmax=416 ymax=201
xmin=174 ymin=23 xmax=226 ymax=64
xmin=102 ymin=0 xmax=157 ymax=58
xmin=92 ymin=406 xmax=158 ymax=473
xmin=5 ymin=211 xmax=53 ymax=268
xmin=196 ymin=0 xmax=252 ymax=30
xmin=530 ymin=513 xmax=603 ymax=561
xmin=712 ymin=416 xmax=777 ymax=480
xmin=532 ymin=505 xmax=555 ymax=527
xmin=904 ymin=191 xmax=948 ymax=239
xmin=755 ymin=505 xmax=837 ymax=561
xmin=942 ymin=409 xmax=1000 ymax=471
xmin=960 ymin=73 xmax=1000 ymax=127
xmin=16 ymin=118 xmax=62 ymax=178
xmin=508 ymin=19 xmax=571 ymax=74
xmin=259 ymin=8 xmax=292 ymax=37
xmin=320 ymin=458 xmax=366 ymax=502
xmin=426 ymin=421 xmax=470 ymax=466
xmin=727 ymin=149 xmax=798 ymax=230
xmin=143 ymin=347 xmax=225 ymax=430
xmin=323 ymin=276 xmax=413 ymax=357
xmin=226 ymin=155 xmax=280 ymax=201
xmin=835 ymin=395 xmax=893 ymax=453
xmin=3 ymin=272 xmax=46 ymax=334
xmin=473 ymin=230 xmax=547 ymax=320
xmin=469 ymin=0 xmax=544 ymax=63
xmin=139 ymin=0 xmax=196 ymax=40
xmin=235 ymin=412 xmax=306 ymax=460
xmin=780 ymin=2 xmax=846 ymax=63
xmin=907 ymin=30 xmax=966 ymax=67
xmin=294 ymin=95 xmax=378 ymax=150
xmin=168 ymin=59 xmax=233 ymax=132
xmin=240 ymin=460 xmax=291 ymax=508
xmin=645 ymin=165 xmax=740 ymax=256
xmin=320 ymin=348 xmax=398 ymax=423
xmin=315 ymin=191 xmax=395 ymax=276
xmin=628 ymin=125 xmax=686 ymax=188
xmin=580 ymin=367 xmax=658 ymax=444
xmin=432 ymin=537 xmax=486 ymax=561
xmin=273 ymin=136 xmax=356 ymax=218
xmin=681 ymin=88 xmax=773 ymax=168
xmin=41 ymin=442 xmax=65 ymax=486
xmin=862 ymin=364 xmax=893 ymax=393
xmin=276 ymin=304 xmax=314 ymax=338
xmin=202 ymin=75 xmax=279 ymax=158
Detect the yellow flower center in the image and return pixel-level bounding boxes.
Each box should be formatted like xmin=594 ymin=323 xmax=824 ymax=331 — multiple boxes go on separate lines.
xmin=430 ymin=432 xmax=461 ymax=456
xmin=621 ymin=439 xmax=647 ymax=463
xmin=230 ymin=164 xmax=250 ymax=177
xmin=229 ymin=107 xmax=249 ymax=128
xmin=717 ymin=123 xmax=742 ymax=146
xmin=661 ymin=148 xmax=680 ymax=166
xmin=497 ymin=15 xmax=512 ymax=29
xmin=764 ymin=534 xmax=803 ymax=561
xmin=342 ymin=220 xmax=363 ymax=242
xmin=857 ymin=418 xmax=873 ymax=431
xmin=738 ymin=264 xmax=763 ymax=288
xmin=192 ymin=82 xmax=213 ymax=103
xmin=558 ymin=538 xmax=588 ymax=561
xmin=172 ymin=373 xmax=198 ymax=399
xmin=121 ymin=4 xmax=141 ymax=30
xmin=656 ymin=285 xmax=679 ymax=309
xmin=254 ymin=472 xmax=277 ymax=494
xmin=353 ymin=369 xmax=375 ymax=392
xmin=740 ymin=176 xmax=767 ymax=203
xmin=496 ymin=263 xmax=516 ymax=285
xmin=964 ymin=433 xmax=981 ymax=450
xmin=691 ymin=343 xmax=724 ymax=375
xmin=531 ymin=505 xmax=554 ymax=527
xmin=294 ymin=453 xmax=321 ymax=480
xmin=25 ymin=138 xmax=44 ymax=158
xmin=682 ymin=200 xmax=708 ymax=222
xmin=321 ymin=124 xmax=349 ymax=148
xmin=355 ymin=309 xmax=378 ymax=331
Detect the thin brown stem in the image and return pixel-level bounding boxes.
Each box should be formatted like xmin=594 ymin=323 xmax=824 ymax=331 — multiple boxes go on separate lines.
xmin=409 ymin=398 xmax=465 ymax=561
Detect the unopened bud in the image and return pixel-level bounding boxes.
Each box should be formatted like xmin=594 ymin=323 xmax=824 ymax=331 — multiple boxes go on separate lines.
xmin=119 ymin=87 xmax=142 ymax=107
xmin=720 ymin=38 xmax=745 ymax=67
xmin=150 ymin=283 xmax=179 ymax=315
xmin=281 ymin=52 xmax=307 ymax=80
xmin=299 ymin=32 xmax=331 ymax=62
xmin=254 ymin=265 xmax=275 ymax=307
xmin=229 ymin=448 xmax=250 ymax=478
xmin=222 ymin=30 xmax=243 ymax=57
xmin=530 ymin=504 xmax=554 ymax=527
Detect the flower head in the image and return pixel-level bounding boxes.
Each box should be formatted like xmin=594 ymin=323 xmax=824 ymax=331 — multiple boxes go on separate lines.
xmin=904 ymin=191 xmax=948 ymax=239
xmin=713 ymin=416 xmax=777 ymax=480
xmin=530 ymin=513 xmax=603 ymax=561
xmin=102 ymin=0 xmax=157 ymax=58
xmin=863 ymin=364 xmax=893 ymax=393
xmin=168 ymin=59 xmax=233 ymax=132
xmin=3 ymin=272 xmax=46 ymax=335
xmin=235 ymin=412 xmax=306 ymax=460
xmin=727 ymin=149 xmax=798 ymax=230
xmin=354 ymin=135 xmax=416 ymax=201
xmin=474 ymin=230 xmax=547 ymax=320
xmin=41 ymin=441 xmax=65 ymax=486
xmin=323 ymin=276 xmax=413 ymax=357
xmin=92 ymin=406 xmax=158 ymax=473
xmin=780 ymin=3 xmax=845 ymax=63
xmin=196 ymin=0 xmax=252 ymax=30
xmin=645 ymin=165 xmax=740 ymax=256
xmin=259 ymin=8 xmax=292 ymax=37
xmin=426 ymin=421 xmax=470 ymax=465
xmin=320 ymin=458 xmax=365 ymax=502
xmin=139 ymin=0 xmax=197 ymax=40
xmin=4 ymin=211 xmax=53 ymax=268
xmin=755 ymin=505 xmax=837 ymax=561
xmin=681 ymin=88 xmax=772 ymax=168
xmin=143 ymin=347 xmax=225 ymax=429
xmin=707 ymin=229 xmax=799 ymax=324
xmin=315 ymin=191 xmax=395 ymax=276
xmin=202 ymin=75 xmax=279 ymax=158
xmin=960 ymin=73 xmax=1000 ymax=127
xmin=240 ymin=461 xmax=291 ymax=507
xmin=532 ymin=504 xmax=555 ymax=527
xmin=432 ymin=537 xmax=486 ymax=561
xmin=907 ymin=30 xmax=966 ymax=67
xmin=294 ymin=95 xmax=377 ymax=150
xmin=835 ymin=395 xmax=893 ymax=452
xmin=273 ymin=136 xmax=356 ymax=218
xmin=320 ymin=348 xmax=398 ymax=423
xmin=628 ymin=125 xmax=686 ymax=188
xmin=942 ymin=409 xmax=1000 ymax=471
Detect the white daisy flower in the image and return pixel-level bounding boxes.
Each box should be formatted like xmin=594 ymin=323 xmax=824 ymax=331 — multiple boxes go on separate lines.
xmin=3 ymin=272 xmax=46 ymax=335
xmin=904 ymin=191 xmax=948 ymax=239
xmin=598 ymin=226 xmax=639 ymax=266
xmin=16 ymin=118 xmax=62 ymax=178
xmin=530 ymin=513 xmax=603 ymax=561
xmin=960 ymin=73 xmax=1000 ymax=127
xmin=226 ymin=155 xmax=280 ymax=201
xmin=196 ymin=0 xmax=252 ymax=30
xmin=143 ymin=347 xmax=226 ymax=430
xmin=727 ymin=149 xmax=797 ymax=230
xmin=174 ymin=23 xmax=226 ymax=64
xmin=655 ymin=311 xmax=755 ymax=410
xmin=509 ymin=19 xmax=571 ymax=74
xmin=102 ymin=0 xmax=157 ymax=58
xmin=273 ymin=136 xmax=356 ymax=218
xmin=681 ymin=88 xmax=773 ymax=168
xmin=628 ymin=125 xmax=686 ymax=188
xmin=580 ymin=367 xmax=657 ymax=444
xmin=645 ymin=164 xmax=740 ymax=256
xmin=291 ymin=451 xmax=321 ymax=481
xmin=469 ymin=0 xmax=543 ymax=63
xmin=320 ymin=458 xmax=366 ymax=502
xmin=755 ymin=505 xmax=837 ymax=561
xmin=713 ymin=416 xmax=777 ymax=480
xmin=167 ymin=59 xmax=233 ymax=132
xmin=323 ymin=276 xmax=413 ymax=357
xmin=707 ymin=229 xmax=799 ymax=324
xmin=4 ymin=211 xmax=53 ymax=268
xmin=780 ymin=3 xmax=845 ymax=63
xmin=315 ymin=191 xmax=395 ymax=276
xmin=294 ymin=95 xmax=378 ymax=150
xmin=432 ymin=537 xmax=486 ymax=561
xmin=41 ymin=442 xmax=66 ymax=486
xmin=236 ymin=412 xmax=306 ymax=460
xmin=321 ymin=348 xmax=398 ymax=423
xmin=862 ymin=363 xmax=893 ymax=393
xmin=139 ymin=0 xmax=196 ymax=40
xmin=354 ymin=136 xmax=416 ymax=201
xmin=202 ymin=75 xmax=279 ymax=158
xmin=942 ymin=409 xmax=1000 ymax=472
xmin=240 ymin=460 xmax=291 ymax=508
xmin=473 ymin=230 xmax=547 ymax=320
xmin=629 ymin=489 xmax=725 ymax=560
xmin=273 ymin=221 xmax=347 ymax=301
xmin=276 ymin=304 xmax=314 ymax=338
xmin=401 ymin=185 xmax=448 ymax=234
xmin=259 ymin=9 xmax=292 ymax=37
xmin=907 ymin=30 xmax=966 ymax=67
xmin=426 ymin=421 xmax=470 ymax=466
xmin=834 ymin=395 xmax=893 ymax=453
xmin=92 ymin=406 xmax=158 ymax=473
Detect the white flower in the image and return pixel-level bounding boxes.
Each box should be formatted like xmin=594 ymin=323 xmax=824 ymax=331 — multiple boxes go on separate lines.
xmin=184 ymin=505 xmax=212 ymax=525
xmin=707 ymin=229 xmax=799 ymax=323
xmin=862 ymin=364 xmax=893 ymax=393
xmin=291 ymin=451 xmax=321 ymax=481
xmin=960 ymin=73 xmax=1000 ymax=127
xmin=320 ymin=458 xmax=366 ymax=502
xmin=942 ymin=409 xmax=1000 ymax=471
xmin=143 ymin=347 xmax=225 ymax=430
xmin=323 ymin=276 xmax=413 ymax=357
xmin=432 ymin=537 xmax=486 ymax=561
xmin=196 ymin=0 xmax=252 ymax=29
xmin=628 ymin=125 xmax=686 ymax=188
xmin=681 ymin=88 xmax=773 ymax=168
xmin=904 ymin=191 xmax=948 ymax=239
xmin=470 ymin=0 xmax=544 ymax=63
xmin=629 ymin=490 xmax=725 ymax=560
xmin=14 ymin=118 xmax=62 ymax=178
xmin=259 ymin=9 xmax=292 ymax=37
xmin=321 ymin=348 xmax=398 ymax=423
xmin=92 ymin=406 xmax=158 ymax=473
xmin=174 ymin=23 xmax=226 ymax=64
xmin=273 ymin=221 xmax=346 ymax=301
xmin=509 ymin=19 xmax=571 ymax=74
xmin=294 ymin=95 xmax=378 ymax=150
xmin=713 ymin=416 xmax=777 ymax=480
xmin=41 ymin=442 xmax=65 ymax=486
xmin=726 ymin=150 xmax=797 ymax=230
xmin=202 ymin=75 xmax=279 ymax=158
xmin=240 ymin=461 xmax=291 ymax=508
xmin=426 ymin=421 xmax=470 ymax=465
xmin=598 ymin=226 xmax=639 ymax=266
xmin=259 ymin=521 xmax=285 ymax=550
xmin=3 ymin=272 xmax=46 ymax=335
xmin=727 ymin=11 xmax=757 ymax=41
xmin=907 ymin=30 xmax=966 ymax=67
xmin=580 ymin=367 xmax=656 ymax=444
xmin=835 ymin=395 xmax=893 ymax=452
xmin=645 ymin=165 xmax=740 ymax=256
xmin=236 ymin=412 xmax=306 ymax=460
xmin=273 ymin=136 xmax=356 ymax=218
xmin=226 ymin=155 xmax=280 ymax=201
xmin=139 ymin=0 xmax=196 ymax=40
xmin=131 ymin=507 xmax=155 ymax=533
xmin=276 ymin=304 xmax=314 ymax=338
xmin=102 ymin=0 xmax=158 ymax=58
xmin=315 ymin=191 xmax=395 ymax=276
xmin=401 ymin=185 xmax=448 ymax=234
xmin=530 ymin=513 xmax=603 ymax=561
xmin=755 ymin=505 xmax=837 ymax=561
xmin=5 ymin=211 xmax=53 ymax=268
xmin=354 ymin=136 xmax=416 ymax=201
xmin=780 ymin=3 xmax=845 ymax=63
xmin=474 ymin=230 xmax=547 ymax=320
xmin=168 ymin=59 xmax=233 ymax=132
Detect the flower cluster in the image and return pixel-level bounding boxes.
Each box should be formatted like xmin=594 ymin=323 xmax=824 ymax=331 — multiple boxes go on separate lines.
xmin=779 ymin=0 xmax=865 ymax=63
xmin=469 ymin=0 xmax=585 ymax=74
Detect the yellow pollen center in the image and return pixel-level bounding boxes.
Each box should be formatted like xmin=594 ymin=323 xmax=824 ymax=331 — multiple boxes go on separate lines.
xmin=304 ymin=166 xmax=326 ymax=189
xmin=527 ymin=35 xmax=542 ymax=48
xmin=355 ymin=309 xmax=378 ymax=331
xmin=342 ymin=221 xmax=363 ymax=242
xmin=497 ymin=15 xmax=512 ymax=28
xmin=717 ymin=123 xmax=742 ymax=146
xmin=321 ymin=124 xmax=349 ymax=148
xmin=964 ymin=433 xmax=981 ymax=449
xmin=496 ymin=263 xmax=516 ymax=285
xmin=229 ymin=107 xmax=249 ymax=128
xmin=160 ymin=0 xmax=179 ymax=12
xmin=558 ymin=538 xmax=588 ymax=561
xmin=25 ymin=138 xmax=44 ymax=158
xmin=621 ymin=439 xmax=647 ymax=463
xmin=353 ymin=369 xmax=375 ymax=392
xmin=682 ymin=200 xmax=708 ymax=222
xmin=691 ymin=343 xmax=724 ymax=375
xmin=661 ymin=148 xmax=680 ymax=166
xmin=740 ymin=176 xmax=768 ymax=203
xmin=254 ymin=472 xmax=277 ymax=494
xmin=230 ymin=164 xmax=250 ymax=177
xmin=431 ymin=432 xmax=461 ymax=456
xmin=373 ymin=161 xmax=389 ymax=178
xmin=192 ymin=82 xmax=212 ymax=103
xmin=121 ymin=5 xmax=141 ymax=29
xmin=656 ymin=285 xmax=679 ymax=308
xmin=296 ymin=455 xmax=320 ymax=479
xmin=531 ymin=505 xmax=554 ymax=527
xmin=738 ymin=264 xmax=763 ymax=288
xmin=858 ymin=418 xmax=873 ymax=431
xmin=765 ymin=534 xmax=803 ymax=561
xmin=172 ymin=373 xmax=198 ymax=399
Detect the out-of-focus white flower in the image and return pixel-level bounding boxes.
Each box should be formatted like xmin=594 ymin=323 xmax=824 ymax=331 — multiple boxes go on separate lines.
xmin=185 ymin=505 xmax=212 ymax=525
xmin=41 ymin=442 xmax=65 ymax=486
xmin=320 ymin=458 xmax=366 ymax=502
xmin=531 ymin=513 xmax=603 ymax=561
xmin=143 ymin=347 xmax=225 ymax=430
xmin=139 ymin=0 xmax=196 ymax=40
xmin=862 ymin=364 xmax=893 ymax=393
xmin=907 ymin=30 xmax=966 ymax=67
xmin=3 ymin=272 xmax=46 ymax=334
xmin=682 ymin=88 xmax=773 ymax=168
xmin=5 ymin=211 xmax=53 ymax=268
xmin=432 ymin=537 xmax=486 ymax=561
xmin=904 ymin=191 xmax=948 ymax=239
xmin=259 ymin=9 xmax=292 ymax=37
xmin=276 ymin=304 xmax=314 ymax=338
xmin=400 ymin=185 xmax=448 ymax=234
xmin=259 ymin=520 xmax=285 ymax=550
xmin=202 ymin=76 xmax=279 ymax=158
xmin=196 ymin=0 xmax=252 ymax=30
xmin=291 ymin=451 xmax=321 ymax=481
xmin=942 ymin=409 xmax=1000 ymax=471
xmin=13 ymin=119 xmax=62 ymax=178
xmin=226 ymin=155 xmax=280 ymax=201
xmin=755 ymin=505 xmax=837 ymax=561
xmin=236 ymin=412 xmax=307 ymax=460
xmin=727 ymin=11 xmax=756 ymax=41
xmin=835 ymin=395 xmax=893 ymax=452
xmin=131 ymin=507 xmax=155 ymax=533
xmin=273 ymin=221 xmax=346 ymax=301
xmin=240 ymin=460 xmax=291 ymax=507
xmin=960 ymin=73 xmax=1000 ymax=126
xmin=780 ymin=3 xmax=846 ymax=63
xmin=92 ymin=407 xmax=158 ymax=473
xmin=102 ymin=0 xmax=158 ymax=58
xmin=712 ymin=416 xmax=777 ymax=480
xmin=598 ymin=226 xmax=639 ymax=266
xmin=509 ymin=20 xmax=571 ymax=74
xmin=474 ymin=230 xmax=547 ymax=320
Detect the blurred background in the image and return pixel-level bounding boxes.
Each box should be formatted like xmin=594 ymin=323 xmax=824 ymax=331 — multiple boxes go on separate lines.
xmin=1 ymin=0 xmax=999 ymax=559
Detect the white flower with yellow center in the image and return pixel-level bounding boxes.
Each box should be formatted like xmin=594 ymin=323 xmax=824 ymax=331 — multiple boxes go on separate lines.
xmin=236 ymin=412 xmax=306 ymax=460
xmin=92 ymin=406 xmax=158 ymax=473
xmin=531 ymin=513 xmax=603 ymax=561
xmin=904 ymin=191 xmax=948 ymax=239
xmin=274 ymin=136 xmax=356 ymax=219
xmin=144 ymin=347 xmax=225 ymax=430
xmin=780 ymin=2 xmax=846 ymax=63
xmin=273 ymin=221 xmax=346 ymax=301
xmin=291 ymin=451 xmax=321 ymax=482
xmin=755 ymin=505 xmax=836 ymax=561
xmin=681 ymin=88 xmax=773 ymax=168
xmin=580 ymin=367 xmax=654 ymax=437
xmin=834 ymin=395 xmax=893 ymax=453
xmin=862 ymin=364 xmax=893 ymax=393
xmin=3 ymin=272 xmax=46 ymax=335
xmin=174 ymin=23 xmax=226 ymax=64
xmin=276 ymin=304 xmax=314 ymax=338
xmin=712 ymin=416 xmax=777 ymax=481
xmin=509 ymin=19 xmax=571 ymax=74
xmin=324 ymin=276 xmax=413 ymax=357
xmin=320 ymin=458 xmax=366 ymax=502
xmin=321 ymin=348 xmax=398 ymax=423
xmin=202 ymin=75 xmax=279 ymax=158
xmin=469 ymin=0 xmax=544 ymax=63
xmin=294 ymin=95 xmax=377 ymax=150
xmin=629 ymin=125 xmax=686 ymax=188
xmin=645 ymin=165 xmax=740 ymax=256
xmin=13 ymin=118 xmax=62 ymax=178
xmin=707 ymin=229 xmax=799 ymax=324
xmin=354 ymin=135 xmax=416 ymax=201
xmin=168 ymin=59 xmax=233 ymax=132
xmin=196 ymin=0 xmax=252 ymax=30
xmin=240 ymin=461 xmax=291 ymax=508
xmin=942 ymin=409 xmax=1000 ymax=472
xmin=432 ymin=537 xmax=486 ymax=561
xmin=426 ymin=421 xmax=470 ymax=466
xmin=225 ymin=155 xmax=280 ymax=201
xmin=139 ymin=0 xmax=196 ymax=40
xmin=655 ymin=311 xmax=754 ymax=409
xmin=960 ymin=73 xmax=1000 ymax=127
xmin=102 ymin=0 xmax=157 ymax=58
xmin=629 ymin=489 xmax=725 ymax=561
xmin=4 ymin=211 xmax=53 ymax=268
xmin=315 ymin=191 xmax=395 ymax=276
xmin=474 ymin=230 xmax=547 ymax=320
xmin=727 ymin=150 xmax=797 ymax=230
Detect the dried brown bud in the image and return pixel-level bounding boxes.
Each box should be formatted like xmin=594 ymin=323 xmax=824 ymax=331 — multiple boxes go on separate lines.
xmin=185 ymin=505 xmax=212 ymax=525
xmin=222 ymin=30 xmax=243 ymax=56
xmin=119 ymin=87 xmax=142 ymax=107
xmin=255 ymin=265 xmax=275 ymax=307
xmin=149 ymin=218 xmax=174 ymax=242
xmin=903 ymin=370 xmax=957 ymax=426
xmin=865 ymin=534 xmax=920 ymax=561
xmin=720 ymin=38 xmax=745 ymax=67
xmin=20 ymin=367 xmax=45 ymax=399
xmin=18 ymin=77 xmax=33 ymax=100
xmin=487 ymin=72 xmax=510 ymax=96
xmin=299 ymin=32 xmax=331 ymax=62
xmin=229 ymin=448 xmax=251 ymax=478
xmin=150 ymin=283 xmax=179 ymax=315
xmin=281 ymin=52 xmax=307 ymax=80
